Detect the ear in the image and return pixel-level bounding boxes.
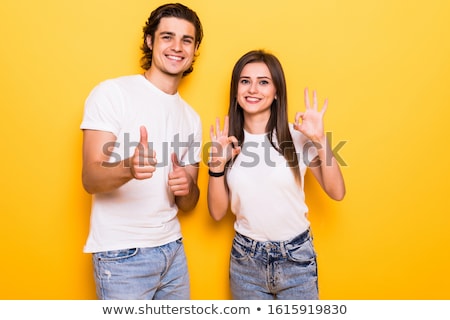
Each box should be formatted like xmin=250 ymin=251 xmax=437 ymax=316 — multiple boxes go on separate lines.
xmin=146 ymin=35 xmax=153 ymax=50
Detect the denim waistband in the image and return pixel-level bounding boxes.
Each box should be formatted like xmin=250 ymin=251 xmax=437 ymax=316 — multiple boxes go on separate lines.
xmin=234 ymin=228 xmax=311 ymax=258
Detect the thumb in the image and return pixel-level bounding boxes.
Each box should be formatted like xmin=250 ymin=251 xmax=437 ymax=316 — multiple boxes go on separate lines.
xmin=139 ymin=125 xmax=148 ymax=149
xmin=171 ymin=153 xmax=181 ymax=169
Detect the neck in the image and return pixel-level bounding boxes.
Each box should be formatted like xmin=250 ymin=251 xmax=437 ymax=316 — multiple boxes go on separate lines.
xmin=243 ymin=113 xmax=270 ymax=134
xmin=143 ymin=69 xmax=181 ymax=95
xmin=244 ymin=119 xmax=268 ymax=134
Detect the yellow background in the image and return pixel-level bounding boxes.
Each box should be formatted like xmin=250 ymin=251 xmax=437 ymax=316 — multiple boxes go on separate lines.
xmin=1 ymin=0 xmax=449 ymax=299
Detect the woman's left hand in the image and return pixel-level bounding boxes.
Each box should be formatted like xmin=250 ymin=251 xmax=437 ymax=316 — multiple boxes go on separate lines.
xmin=294 ymin=88 xmax=327 ymax=143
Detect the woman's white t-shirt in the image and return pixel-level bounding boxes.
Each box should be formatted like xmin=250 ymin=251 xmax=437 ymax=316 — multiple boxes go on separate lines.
xmin=227 ymin=126 xmax=317 ymax=242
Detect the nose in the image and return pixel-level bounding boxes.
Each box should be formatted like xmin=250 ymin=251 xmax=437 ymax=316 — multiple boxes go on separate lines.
xmin=171 ymin=39 xmax=182 ymax=52
xmin=248 ymin=82 xmax=258 ymax=94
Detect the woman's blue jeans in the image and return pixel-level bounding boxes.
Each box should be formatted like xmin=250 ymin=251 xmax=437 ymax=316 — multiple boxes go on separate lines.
xmin=230 ymin=229 xmax=319 ymax=300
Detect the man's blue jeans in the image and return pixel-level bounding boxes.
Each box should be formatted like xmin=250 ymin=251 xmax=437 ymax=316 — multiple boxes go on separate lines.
xmin=92 ymin=239 xmax=189 ymax=299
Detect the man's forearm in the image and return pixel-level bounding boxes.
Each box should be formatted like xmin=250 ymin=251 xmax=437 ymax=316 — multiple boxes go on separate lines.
xmin=82 ymin=159 xmax=133 ymax=194
xmin=175 ymin=182 xmax=200 ymax=212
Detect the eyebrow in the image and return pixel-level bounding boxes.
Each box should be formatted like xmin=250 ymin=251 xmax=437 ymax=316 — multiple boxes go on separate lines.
xmin=159 ymin=31 xmax=195 ymax=41
xmin=239 ymin=76 xmax=272 ymax=80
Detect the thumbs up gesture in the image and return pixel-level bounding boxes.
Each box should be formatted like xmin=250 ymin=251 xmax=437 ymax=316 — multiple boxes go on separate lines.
xmin=131 ymin=126 xmax=157 ymax=180
xmin=168 ymin=153 xmax=191 ymax=196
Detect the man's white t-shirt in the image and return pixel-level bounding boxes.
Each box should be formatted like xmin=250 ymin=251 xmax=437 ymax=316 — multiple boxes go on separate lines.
xmin=80 ymin=75 xmax=202 ymax=253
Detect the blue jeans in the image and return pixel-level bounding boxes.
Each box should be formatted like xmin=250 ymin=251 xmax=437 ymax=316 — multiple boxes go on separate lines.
xmin=92 ymin=239 xmax=190 ymax=300
xmin=229 ymin=229 xmax=318 ymax=300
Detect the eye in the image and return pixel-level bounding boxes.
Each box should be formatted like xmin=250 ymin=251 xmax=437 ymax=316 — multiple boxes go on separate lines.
xmin=259 ymin=80 xmax=269 ymax=85
xmin=183 ymin=38 xmax=193 ymax=44
xmin=240 ymin=79 xmax=250 ymax=85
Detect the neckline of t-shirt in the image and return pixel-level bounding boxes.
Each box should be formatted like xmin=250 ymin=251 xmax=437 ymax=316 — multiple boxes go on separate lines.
xmin=139 ymin=74 xmax=180 ymax=99
xmin=244 ymin=129 xmax=269 ymax=140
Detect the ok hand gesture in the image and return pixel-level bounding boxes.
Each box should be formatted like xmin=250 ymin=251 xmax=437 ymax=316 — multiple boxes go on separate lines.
xmin=294 ymin=88 xmax=327 ymax=143
xmin=209 ymin=116 xmax=240 ymax=171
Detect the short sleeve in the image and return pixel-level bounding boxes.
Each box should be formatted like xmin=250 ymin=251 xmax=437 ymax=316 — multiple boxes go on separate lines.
xmin=80 ymin=80 xmax=124 ymax=137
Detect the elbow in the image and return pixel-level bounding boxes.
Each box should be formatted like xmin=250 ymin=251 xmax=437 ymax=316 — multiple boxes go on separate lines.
xmin=82 ymin=173 xmax=97 ymax=195
xmin=333 ymin=193 xmax=345 ymax=201
xmin=210 ymin=213 xmax=224 ymax=222
xmin=177 ymin=201 xmax=197 ymax=213
xmin=175 ymin=188 xmax=200 ymax=213
xmin=208 ymin=205 xmax=226 ymax=221
xmin=330 ymin=186 xmax=346 ymax=201
xmin=82 ymin=181 xmax=96 ymax=195
xmin=176 ymin=199 xmax=197 ymax=213
xmin=323 ymin=180 xmax=346 ymax=201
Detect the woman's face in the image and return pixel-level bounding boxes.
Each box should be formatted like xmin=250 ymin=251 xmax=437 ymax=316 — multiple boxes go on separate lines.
xmin=237 ymin=62 xmax=277 ymax=119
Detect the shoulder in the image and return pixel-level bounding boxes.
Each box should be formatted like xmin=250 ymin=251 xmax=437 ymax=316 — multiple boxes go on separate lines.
xmin=92 ymin=74 xmax=143 ymax=92
xmin=84 ymin=76 xmax=142 ymax=111
xmin=87 ymin=75 xmax=149 ymax=105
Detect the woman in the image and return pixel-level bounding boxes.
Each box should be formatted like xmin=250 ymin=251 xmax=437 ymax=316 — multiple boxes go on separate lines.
xmin=207 ymin=50 xmax=345 ymax=299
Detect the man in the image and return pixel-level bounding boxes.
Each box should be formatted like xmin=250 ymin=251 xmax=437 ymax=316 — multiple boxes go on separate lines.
xmin=80 ymin=3 xmax=203 ymax=300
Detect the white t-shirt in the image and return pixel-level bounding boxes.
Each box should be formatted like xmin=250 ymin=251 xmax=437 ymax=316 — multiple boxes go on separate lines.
xmin=80 ymin=75 xmax=202 ymax=253
xmin=227 ymin=126 xmax=318 ymax=242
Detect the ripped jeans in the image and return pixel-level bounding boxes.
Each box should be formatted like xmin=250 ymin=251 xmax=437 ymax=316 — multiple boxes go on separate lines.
xmin=92 ymin=239 xmax=189 ymax=300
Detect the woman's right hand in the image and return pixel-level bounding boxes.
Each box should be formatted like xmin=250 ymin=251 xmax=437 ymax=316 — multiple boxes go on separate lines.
xmin=209 ymin=116 xmax=240 ymax=172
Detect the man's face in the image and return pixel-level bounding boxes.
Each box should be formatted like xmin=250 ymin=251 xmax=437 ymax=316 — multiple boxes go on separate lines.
xmin=147 ymin=17 xmax=198 ymax=77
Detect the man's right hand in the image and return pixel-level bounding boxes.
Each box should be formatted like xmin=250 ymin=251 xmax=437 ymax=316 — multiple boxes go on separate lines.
xmin=131 ymin=126 xmax=157 ymax=180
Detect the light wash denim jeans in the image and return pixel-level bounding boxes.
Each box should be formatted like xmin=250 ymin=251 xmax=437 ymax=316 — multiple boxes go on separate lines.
xmin=229 ymin=229 xmax=318 ymax=300
xmin=92 ymin=239 xmax=189 ymax=300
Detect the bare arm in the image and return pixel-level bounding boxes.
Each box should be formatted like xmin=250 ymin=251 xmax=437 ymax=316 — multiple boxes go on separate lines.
xmin=81 ymin=127 xmax=156 ymax=194
xmin=308 ymin=137 xmax=346 ymax=201
xmin=207 ymin=116 xmax=241 ymax=220
xmin=294 ymin=88 xmax=346 ymax=201
xmin=207 ymin=166 xmax=230 ymax=221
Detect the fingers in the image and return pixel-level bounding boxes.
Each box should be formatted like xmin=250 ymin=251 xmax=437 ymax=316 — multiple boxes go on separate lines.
xmin=168 ymin=172 xmax=189 ymax=196
xmin=139 ymin=125 xmax=148 ymax=148
xmin=171 ymin=152 xmax=181 ymax=170
xmin=295 ymin=111 xmax=304 ymax=124
xmin=132 ymin=125 xmax=156 ymax=180
xmin=223 ymin=115 xmax=229 ymax=136
xmin=210 ymin=118 xmax=220 ymax=140
xmin=304 ymin=88 xmax=317 ymax=110
xmin=169 ymin=180 xmax=190 ymax=196
xmin=215 ymin=117 xmax=221 ymax=138
xmin=131 ymin=152 xmax=156 ymax=179
xmin=228 ymin=136 xmax=241 ymax=157
xmin=228 ymin=135 xmax=239 ymax=148
xmin=211 ymin=116 xmax=230 ymax=140
xmin=304 ymin=88 xmax=328 ymax=112
xmin=210 ymin=124 xmax=215 ymax=140
xmin=304 ymin=88 xmax=311 ymax=109
xmin=321 ymin=98 xmax=328 ymax=114
xmin=171 ymin=152 xmax=179 ymax=167
xmin=208 ymin=116 xmax=240 ymax=166
xmin=168 ymin=153 xmax=190 ymax=196
xmin=313 ymin=90 xmax=318 ymax=110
